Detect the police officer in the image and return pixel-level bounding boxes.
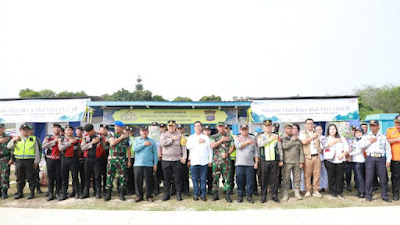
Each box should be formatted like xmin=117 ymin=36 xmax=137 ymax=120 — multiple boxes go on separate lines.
xmin=80 ymin=124 xmax=106 ymax=199
xmin=42 ymin=123 xmax=63 ymax=201
xmin=104 ymin=121 xmax=131 ymax=201
xmin=210 ymin=122 xmax=234 ymax=202
xmin=0 ymin=123 xmax=11 ymax=199
xmin=7 ymin=124 xmax=41 ymax=199
xmin=58 ymin=125 xmax=80 ymax=200
xmin=358 ymin=120 xmax=392 ymax=202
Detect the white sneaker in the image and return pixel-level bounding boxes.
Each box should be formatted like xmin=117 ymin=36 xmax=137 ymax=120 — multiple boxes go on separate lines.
xmin=312 ymin=191 xmax=322 ymax=198
xmin=304 ymin=192 xmax=311 ymax=197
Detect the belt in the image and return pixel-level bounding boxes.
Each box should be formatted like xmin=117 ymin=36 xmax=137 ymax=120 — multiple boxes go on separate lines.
xmin=367 ymin=153 xmax=385 ymax=158
xmin=311 ymin=154 xmax=318 ymax=157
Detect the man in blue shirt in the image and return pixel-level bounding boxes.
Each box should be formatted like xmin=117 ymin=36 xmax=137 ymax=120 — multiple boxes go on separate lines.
xmin=133 ymin=126 xmax=158 ymax=202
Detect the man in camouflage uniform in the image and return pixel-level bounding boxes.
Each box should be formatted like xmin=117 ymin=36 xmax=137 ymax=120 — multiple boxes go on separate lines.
xmin=210 ymin=122 xmax=235 ymax=202
xmin=104 ymin=121 xmax=131 ymax=201
xmin=0 ymin=123 xmax=11 ymax=199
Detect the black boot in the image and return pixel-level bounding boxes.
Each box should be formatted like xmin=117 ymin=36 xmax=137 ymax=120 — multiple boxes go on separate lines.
xmin=55 ymin=189 xmax=61 ymax=199
xmin=47 ymin=191 xmax=55 ymax=201
xmin=162 ymin=191 xmax=170 ymax=201
xmin=96 ymin=189 xmax=102 ymax=199
xmin=212 ymin=192 xmax=219 ymax=201
xmin=14 ymin=190 xmax=23 ymax=200
xmin=176 ymin=192 xmax=182 ymax=201
xmin=260 ymin=195 xmax=267 ymax=203
xmin=119 ymin=190 xmax=126 ymax=201
xmin=104 ymin=189 xmax=111 ymax=201
xmin=225 ymin=192 xmax=232 ymax=203
xmin=237 ymin=195 xmax=243 ymax=203
xmin=247 ymin=194 xmax=254 ymax=203
xmin=27 ymin=189 xmax=35 ymax=199
xmin=80 ymin=188 xmax=89 ymax=199
xmin=58 ymin=189 xmax=68 ymax=201
xmin=2 ymin=189 xmax=8 ymax=199
xmin=154 ymin=184 xmax=160 ymax=195
xmin=272 ymin=195 xmax=281 ymax=203
xmin=37 ymin=186 xmax=43 ymax=194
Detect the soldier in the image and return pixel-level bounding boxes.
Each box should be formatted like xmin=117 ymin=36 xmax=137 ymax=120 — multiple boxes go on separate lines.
xmin=177 ymin=124 xmax=190 ymax=197
xmin=160 ymin=120 xmax=187 ymax=201
xmin=42 ymin=123 xmax=63 ymax=201
xmin=234 ymin=124 xmax=258 ymax=203
xmin=58 ymin=125 xmax=80 ymax=200
xmin=387 ymin=115 xmax=400 ymax=201
xmin=210 ymin=122 xmax=234 ymax=202
xmin=203 ymin=125 xmax=213 ymax=195
xmin=359 ymin=120 xmax=392 ymax=202
xmin=104 ymin=121 xmax=131 ymax=201
xmin=0 ymin=123 xmax=11 ymax=199
xmin=257 ymin=120 xmax=281 ymax=203
xmin=76 ymin=126 xmax=85 ymax=195
xmin=280 ymin=123 xmax=304 ymax=201
xmin=133 ymin=126 xmax=157 ymax=202
xmin=80 ymin=124 xmax=106 ymax=199
xmin=7 ymin=124 xmax=40 ymax=199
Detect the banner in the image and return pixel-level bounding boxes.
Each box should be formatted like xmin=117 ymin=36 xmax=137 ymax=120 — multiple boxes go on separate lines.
xmin=251 ymin=98 xmax=359 ymax=123
xmin=0 ymin=99 xmax=89 ymax=123
xmin=112 ymin=109 xmax=228 ymax=124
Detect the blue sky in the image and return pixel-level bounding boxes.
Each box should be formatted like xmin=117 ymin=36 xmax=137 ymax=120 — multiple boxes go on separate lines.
xmin=0 ymin=0 xmax=399 ymax=101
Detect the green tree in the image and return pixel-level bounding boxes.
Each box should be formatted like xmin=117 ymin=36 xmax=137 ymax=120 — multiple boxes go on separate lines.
xmin=135 ymin=75 xmax=144 ymax=91
xmin=199 ymin=95 xmax=222 ymax=102
xmin=38 ymin=89 xmax=57 ymax=98
xmin=232 ymin=96 xmax=250 ymax=101
xmin=103 ymin=88 xmax=133 ymax=101
xmin=173 ymin=96 xmax=193 ymax=102
xmin=19 ymin=88 xmax=40 ymax=98
xmin=132 ymin=90 xmax=153 ymax=101
xmin=152 ymin=95 xmax=168 ymax=101
xmin=57 ymin=90 xmax=88 ymax=97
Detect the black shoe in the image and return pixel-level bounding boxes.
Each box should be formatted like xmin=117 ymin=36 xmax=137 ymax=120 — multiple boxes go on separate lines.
xmin=247 ymin=195 xmax=254 ymax=203
xmin=119 ymin=191 xmax=125 ymax=201
xmin=211 ymin=192 xmax=219 ymax=201
xmin=272 ymin=196 xmax=280 ymax=203
xmin=184 ymin=192 xmax=191 ymax=197
xmin=14 ymin=192 xmax=23 ymax=200
xmin=359 ymin=193 xmax=365 ymax=198
xmin=225 ymin=192 xmax=232 ymax=203
xmin=237 ymin=195 xmax=243 ymax=203
xmin=27 ymin=190 xmax=35 ymax=199
xmin=162 ymin=194 xmax=170 ymax=201
xmin=104 ymin=189 xmax=111 ymax=201
xmin=80 ymin=189 xmax=89 ymax=199
xmin=47 ymin=192 xmax=55 ymax=201
xmin=176 ymin=192 xmax=182 ymax=201
xmin=193 ymin=195 xmax=199 ymax=201
xmin=2 ymin=189 xmax=8 ymax=199
xmin=382 ymin=197 xmax=391 ymax=203
xmin=201 ymin=196 xmax=207 ymax=201
xmin=37 ymin=187 xmax=43 ymax=194
xmin=393 ymin=195 xmax=399 ymax=201
xmin=366 ymin=197 xmax=372 ymax=202
xmin=260 ymin=196 xmax=267 ymax=203
xmin=58 ymin=193 xmax=68 ymax=201
xmin=96 ymin=190 xmax=102 ymax=199
xmin=355 ymin=192 xmax=361 ymax=197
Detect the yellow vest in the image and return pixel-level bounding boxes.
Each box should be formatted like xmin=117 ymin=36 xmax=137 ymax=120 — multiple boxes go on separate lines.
xmin=14 ymin=136 xmax=36 ymax=159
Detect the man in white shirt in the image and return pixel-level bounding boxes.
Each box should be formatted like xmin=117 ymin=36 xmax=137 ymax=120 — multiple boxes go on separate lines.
xmin=299 ymin=118 xmax=323 ymax=198
xmin=186 ymin=121 xmax=213 ymax=201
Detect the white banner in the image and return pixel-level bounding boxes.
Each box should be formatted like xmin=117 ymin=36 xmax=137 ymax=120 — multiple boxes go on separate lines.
xmin=251 ymin=98 xmax=359 ymax=123
xmin=0 ymin=99 xmax=89 ymax=123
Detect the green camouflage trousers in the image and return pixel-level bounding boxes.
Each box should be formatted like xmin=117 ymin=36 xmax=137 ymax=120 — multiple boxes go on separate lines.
xmin=0 ymin=158 xmax=10 ymax=190
xmin=212 ymin=159 xmax=231 ymax=193
xmin=105 ymin=158 xmax=127 ymax=190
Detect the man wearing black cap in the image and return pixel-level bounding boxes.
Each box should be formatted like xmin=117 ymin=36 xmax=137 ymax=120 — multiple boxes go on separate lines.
xmin=76 ymin=126 xmax=86 ymax=195
xmin=177 ymin=124 xmax=190 ymax=197
xmin=358 ymin=120 xmax=392 ymax=202
xmin=42 ymin=123 xmax=63 ymax=201
xmin=7 ymin=124 xmax=41 ymax=199
xmin=80 ymin=123 xmax=106 ymax=199
xmin=58 ymin=125 xmax=80 ymax=200
xmin=210 ymin=122 xmax=235 ymax=202
xmin=160 ymin=120 xmax=187 ymax=201
xmin=0 ymin=123 xmax=11 ymax=198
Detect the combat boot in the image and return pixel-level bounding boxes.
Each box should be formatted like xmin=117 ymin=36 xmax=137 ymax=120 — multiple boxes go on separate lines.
xmin=58 ymin=189 xmax=68 ymax=201
xmin=47 ymin=191 xmax=55 ymax=201
xmin=247 ymin=194 xmax=254 ymax=203
xmin=27 ymin=189 xmax=35 ymax=199
xmin=2 ymin=189 xmax=8 ymax=199
xmin=211 ymin=192 xmax=219 ymax=201
xmin=14 ymin=191 xmax=23 ymax=200
xmin=80 ymin=188 xmax=89 ymax=199
xmin=119 ymin=190 xmax=126 ymax=201
xmin=294 ymin=189 xmax=303 ymax=200
xmin=237 ymin=195 xmax=243 ymax=203
xmin=282 ymin=190 xmax=289 ymax=201
xmin=260 ymin=195 xmax=267 ymax=203
xmin=55 ymin=189 xmax=61 ymax=199
xmin=176 ymin=192 xmax=182 ymax=201
xmin=96 ymin=189 xmax=102 ymax=199
xmin=162 ymin=191 xmax=170 ymax=201
xmin=104 ymin=189 xmax=111 ymax=201
xmin=225 ymin=192 xmax=232 ymax=203
xmin=37 ymin=186 xmax=43 ymax=194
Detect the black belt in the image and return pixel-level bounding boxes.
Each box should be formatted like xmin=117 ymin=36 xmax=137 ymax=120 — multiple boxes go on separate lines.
xmin=311 ymin=154 xmax=318 ymax=157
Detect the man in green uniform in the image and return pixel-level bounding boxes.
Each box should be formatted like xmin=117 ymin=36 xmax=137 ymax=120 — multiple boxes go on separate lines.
xmin=104 ymin=121 xmax=131 ymax=201
xmin=0 ymin=123 xmax=11 ymax=199
xmin=210 ymin=122 xmax=234 ymax=202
